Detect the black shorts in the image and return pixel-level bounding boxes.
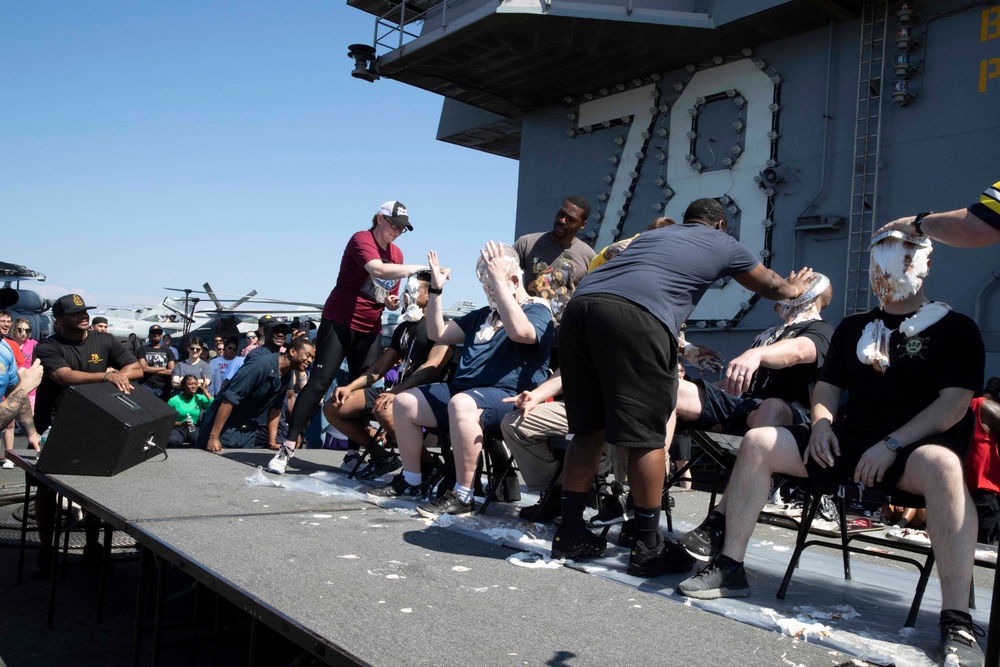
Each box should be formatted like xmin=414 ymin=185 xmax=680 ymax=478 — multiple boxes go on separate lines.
xmin=560 ymin=294 xmax=677 ymax=449
xmin=695 ymin=380 xmax=808 ymax=436
xmin=363 ymin=386 xmax=386 ymax=411
xmin=785 ymin=423 xmax=960 ymax=491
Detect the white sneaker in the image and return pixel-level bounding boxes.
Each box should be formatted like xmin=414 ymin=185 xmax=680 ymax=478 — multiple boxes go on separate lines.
xmin=266 ymin=445 xmax=293 ymax=474
xmin=1 ymin=459 xmax=13 ymax=469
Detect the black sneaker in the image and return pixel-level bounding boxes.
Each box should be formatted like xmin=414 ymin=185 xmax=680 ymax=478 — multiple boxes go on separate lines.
xmin=679 ymin=515 xmax=725 ymax=561
xmin=938 ymin=616 xmax=985 ymax=667
xmin=416 ymin=490 xmax=474 ymax=518
xmin=356 ymin=454 xmax=402 ymax=481
xmin=368 ymin=473 xmax=424 ymax=499
xmin=627 ymin=532 xmax=695 ymax=577
xmin=589 ymin=492 xmax=633 ymax=527
xmin=551 ymin=526 xmax=607 ymax=560
xmin=518 ymin=489 xmax=562 ymax=523
xmin=677 ymin=557 xmax=750 ymax=599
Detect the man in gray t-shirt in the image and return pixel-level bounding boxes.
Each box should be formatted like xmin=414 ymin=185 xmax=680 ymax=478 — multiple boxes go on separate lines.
xmin=512 ymin=195 xmax=596 ymax=323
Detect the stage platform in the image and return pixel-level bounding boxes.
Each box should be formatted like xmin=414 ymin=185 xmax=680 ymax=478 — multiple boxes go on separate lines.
xmin=0 ymin=446 xmax=995 ymax=666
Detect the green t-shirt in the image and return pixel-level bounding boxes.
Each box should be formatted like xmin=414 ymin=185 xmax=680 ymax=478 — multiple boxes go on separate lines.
xmin=167 ymin=393 xmax=212 ymax=424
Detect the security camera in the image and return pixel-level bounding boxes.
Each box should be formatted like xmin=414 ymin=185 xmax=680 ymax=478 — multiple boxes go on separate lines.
xmin=347 ymin=44 xmax=378 ymax=82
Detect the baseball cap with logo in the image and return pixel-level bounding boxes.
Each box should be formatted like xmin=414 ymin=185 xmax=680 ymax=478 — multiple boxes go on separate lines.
xmin=258 ymin=314 xmax=276 ymax=327
xmin=377 ymin=201 xmax=412 ymax=231
xmin=149 ymin=324 xmax=164 ymax=334
xmin=52 ymin=294 xmax=95 ymax=318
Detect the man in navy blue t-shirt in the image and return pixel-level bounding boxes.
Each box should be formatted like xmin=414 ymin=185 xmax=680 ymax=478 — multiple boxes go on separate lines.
xmin=370 ymin=242 xmax=555 ymax=517
xmin=553 ymin=198 xmax=815 ymax=578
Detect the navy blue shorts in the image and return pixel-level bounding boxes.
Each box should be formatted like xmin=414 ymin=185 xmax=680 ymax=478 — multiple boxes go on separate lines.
xmin=695 ymin=380 xmax=808 ymax=436
xmin=415 ymin=382 xmax=517 ymax=432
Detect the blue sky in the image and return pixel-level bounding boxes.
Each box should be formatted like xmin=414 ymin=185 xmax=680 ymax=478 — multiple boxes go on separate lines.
xmin=1 ymin=2 xmax=517 ymax=313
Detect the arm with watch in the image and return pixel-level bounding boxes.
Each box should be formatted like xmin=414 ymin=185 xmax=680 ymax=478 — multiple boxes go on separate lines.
xmin=852 ymin=386 xmax=975 ymax=488
xmin=424 ymin=250 xmax=466 ymax=346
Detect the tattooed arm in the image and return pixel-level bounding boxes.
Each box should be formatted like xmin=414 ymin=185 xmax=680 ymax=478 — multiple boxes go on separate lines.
xmin=3 ymin=359 xmax=43 ymax=450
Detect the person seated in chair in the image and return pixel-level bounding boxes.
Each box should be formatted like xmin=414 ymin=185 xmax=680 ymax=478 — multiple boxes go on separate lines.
xmin=676 ymin=272 xmax=834 ymax=558
xmin=369 ymin=242 xmax=554 ymax=517
xmin=312 ymin=270 xmax=454 ymax=479
xmin=677 ymin=231 xmax=987 ymax=667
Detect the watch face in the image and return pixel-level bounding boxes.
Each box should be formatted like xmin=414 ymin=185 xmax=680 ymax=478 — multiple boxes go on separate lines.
xmin=885 ymin=437 xmax=902 ymax=450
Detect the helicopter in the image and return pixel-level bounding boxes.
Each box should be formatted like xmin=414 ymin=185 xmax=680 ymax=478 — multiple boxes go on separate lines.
xmin=160 ymin=283 xmax=324 ymax=344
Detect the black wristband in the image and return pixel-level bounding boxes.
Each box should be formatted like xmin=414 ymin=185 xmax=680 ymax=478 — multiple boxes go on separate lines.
xmin=428 ymin=286 xmax=443 ymax=295
xmin=913 ymin=211 xmax=932 ymax=236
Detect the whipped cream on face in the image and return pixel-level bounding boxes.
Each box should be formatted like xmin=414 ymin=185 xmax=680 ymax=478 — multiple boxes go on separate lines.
xmin=869 ymin=238 xmax=932 ymax=307
xmin=398 ymin=275 xmax=425 ymax=323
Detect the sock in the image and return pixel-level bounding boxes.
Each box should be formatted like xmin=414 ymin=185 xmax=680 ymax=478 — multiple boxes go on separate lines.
xmin=454 ymin=484 xmax=474 ymax=503
xmin=633 ymin=505 xmax=661 ymax=549
xmin=714 ymin=554 xmax=743 ymax=570
xmin=560 ymin=490 xmax=589 ymax=533
xmin=940 ymin=609 xmax=973 ymax=627
xmin=402 ymin=470 xmax=422 ymax=487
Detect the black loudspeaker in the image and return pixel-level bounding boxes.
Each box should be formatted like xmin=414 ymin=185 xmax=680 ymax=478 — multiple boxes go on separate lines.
xmin=36 ymin=384 xmax=175 ymax=476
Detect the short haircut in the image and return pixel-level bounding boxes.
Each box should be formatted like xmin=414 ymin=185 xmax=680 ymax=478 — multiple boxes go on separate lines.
xmin=286 ymin=336 xmax=314 ymax=354
xmin=565 ymin=195 xmax=591 ymax=221
xmin=683 ymin=198 xmax=727 ymax=226
xmin=646 ymin=216 xmax=676 ymax=231
xmin=181 ymin=374 xmax=198 ymax=385
xmin=0 ymin=311 xmax=10 ymax=319
xmin=986 ymin=377 xmax=1000 ymax=395
xmin=225 ymin=335 xmax=240 ymax=346
xmin=188 ymin=336 xmax=205 ymax=348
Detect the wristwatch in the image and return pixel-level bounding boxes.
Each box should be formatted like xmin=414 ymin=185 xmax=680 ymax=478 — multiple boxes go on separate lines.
xmin=912 ymin=211 xmax=932 ymax=236
xmin=883 ymin=436 xmax=903 ymax=451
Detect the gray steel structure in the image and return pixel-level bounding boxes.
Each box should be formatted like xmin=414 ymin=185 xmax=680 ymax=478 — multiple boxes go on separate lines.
xmin=347 ymin=0 xmax=1000 ymax=375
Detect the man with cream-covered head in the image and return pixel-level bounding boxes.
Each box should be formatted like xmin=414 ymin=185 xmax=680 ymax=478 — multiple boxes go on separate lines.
xmin=369 ymin=242 xmax=555 ymax=518
xmin=679 ymin=230 xmax=988 ymax=666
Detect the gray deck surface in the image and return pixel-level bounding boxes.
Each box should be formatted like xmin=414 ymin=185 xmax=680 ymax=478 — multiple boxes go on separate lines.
xmin=0 ymin=445 xmax=994 ymax=666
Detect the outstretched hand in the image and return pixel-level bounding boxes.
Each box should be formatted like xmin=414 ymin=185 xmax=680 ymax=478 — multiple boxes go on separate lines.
xmin=427 ymin=250 xmax=450 ymax=289
xmin=786 ymin=267 xmax=816 ymax=298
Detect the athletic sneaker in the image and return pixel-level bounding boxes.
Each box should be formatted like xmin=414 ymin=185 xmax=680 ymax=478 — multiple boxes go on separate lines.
xmin=817 ymin=494 xmax=840 ymax=523
xmin=416 ymin=490 xmax=474 ymax=518
xmin=627 ymin=532 xmax=695 ymax=577
xmin=679 ymin=515 xmax=725 ymax=561
xmin=368 ymin=473 xmax=425 ymax=499
xmin=551 ymin=526 xmax=607 ymax=560
xmin=1 ymin=459 xmax=14 ymax=469
xmin=265 ymin=445 xmax=294 ymax=475
xmin=938 ymin=616 xmax=985 ymax=666
xmin=339 ymin=452 xmax=362 ymax=474
xmin=356 ymin=454 xmax=402 ymax=481
xmin=589 ymin=491 xmax=633 ymax=527
xmin=676 ymin=556 xmax=751 ymax=599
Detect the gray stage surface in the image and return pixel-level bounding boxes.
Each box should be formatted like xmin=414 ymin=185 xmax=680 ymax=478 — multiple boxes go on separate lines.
xmin=3 ymin=447 xmax=995 ymax=666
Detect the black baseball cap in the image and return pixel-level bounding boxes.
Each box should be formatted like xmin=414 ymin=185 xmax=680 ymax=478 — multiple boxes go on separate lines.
xmin=258 ymin=314 xmax=276 ymax=326
xmin=377 ymin=200 xmax=412 ymax=231
xmin=52 ymin=294 xmax=95 ymax=317
xmin=149 ymin=324 xmax=164 ymax=334
xmin=91 ymin=316 xmax=109 ymax=326
xmin=264 ymin=321 xmax=291 ymax=334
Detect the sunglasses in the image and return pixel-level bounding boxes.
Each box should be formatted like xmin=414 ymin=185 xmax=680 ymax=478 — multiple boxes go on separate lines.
xmin=189 ymin=346 xmax=202 ymax=352
xmin=246 ymin=335 xmax=257 ymax=339
xmin=15 ymin=328 xmax=30 ymax=333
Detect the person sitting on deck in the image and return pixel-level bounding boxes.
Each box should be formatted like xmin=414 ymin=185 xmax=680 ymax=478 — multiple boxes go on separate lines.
xmin=677 ymin=231 xmax=987 ymax=667
xmin=310 ymin=270 xmax=454 ymax=480
xmin=369 ymin=242 xmax=554 ymax=517
xmin=675 ymin=272 xmax=834 ymax=559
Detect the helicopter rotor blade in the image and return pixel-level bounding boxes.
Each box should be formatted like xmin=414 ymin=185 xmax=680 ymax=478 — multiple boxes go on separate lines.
xmin=228 ymin=290 xmax=259 ymax=311
xmin=202 ymin=282 xmax=226 ymax=312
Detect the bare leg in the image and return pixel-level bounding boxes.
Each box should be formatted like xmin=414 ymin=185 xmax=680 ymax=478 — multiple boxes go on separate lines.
xmin=449 ymin=392 xmax=485 ymax=490
xmin=719 ymin=427 xmax=809 ymax=562
xmin=562 ymin=431 xmax=606 ymax=493
xmin=391 ymin=390 xmax=437 ymax=475
xmin=896 ymin=445 xmax=976 ymax=612
xmin=323 ymin=390 xmax=373 ymax=451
